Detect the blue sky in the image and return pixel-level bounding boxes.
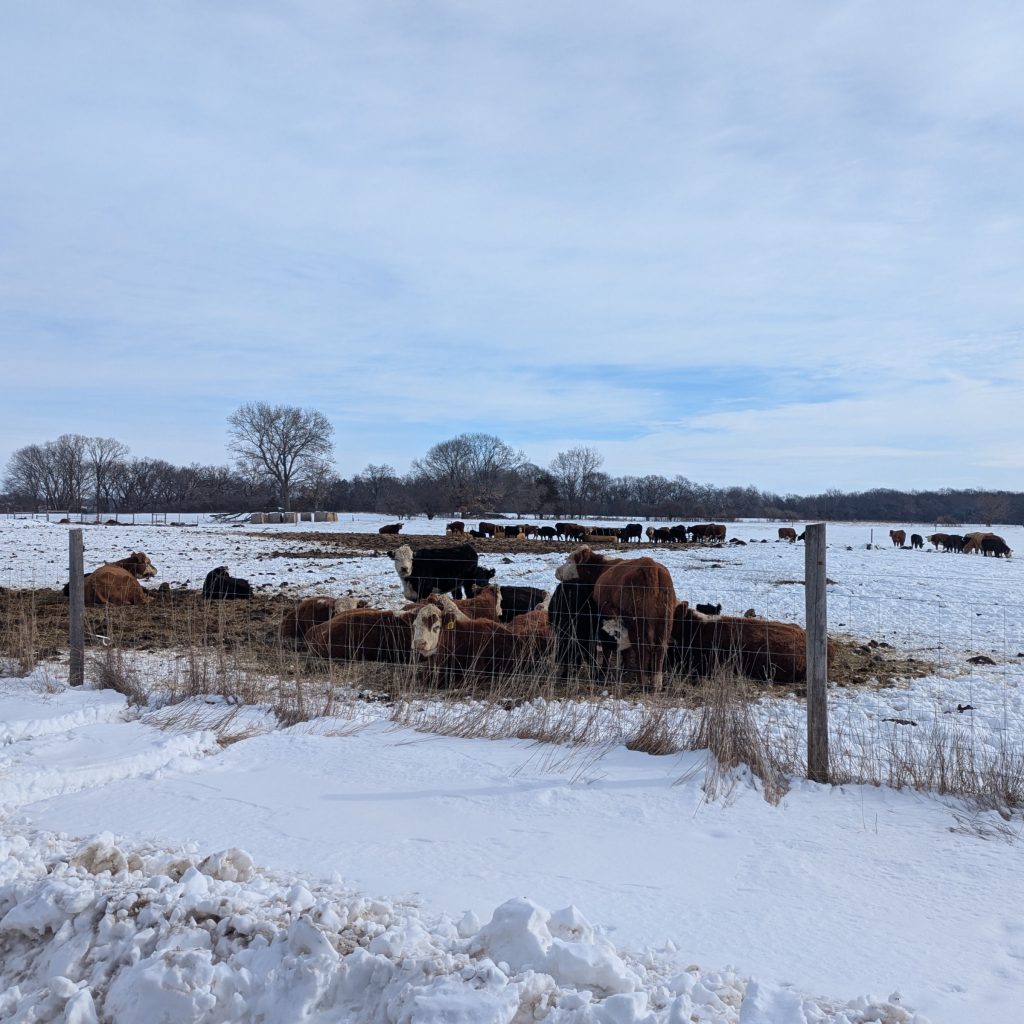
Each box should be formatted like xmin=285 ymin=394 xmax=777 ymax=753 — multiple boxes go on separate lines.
xmin=2 ymin=2 xmax=1024 ymax=493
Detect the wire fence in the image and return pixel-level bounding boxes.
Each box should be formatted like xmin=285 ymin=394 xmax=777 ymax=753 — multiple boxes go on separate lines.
xmin=2 ymin=519 xmax=1024 ymax=807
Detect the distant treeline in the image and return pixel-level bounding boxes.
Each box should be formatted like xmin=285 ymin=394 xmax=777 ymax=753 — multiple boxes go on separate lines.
xmin=2 ymin=431 xmax=1019 ymax=526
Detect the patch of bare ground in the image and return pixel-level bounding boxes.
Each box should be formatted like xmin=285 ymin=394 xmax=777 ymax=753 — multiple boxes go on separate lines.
xmin=0 ymin=587 xmax=934 ymax=697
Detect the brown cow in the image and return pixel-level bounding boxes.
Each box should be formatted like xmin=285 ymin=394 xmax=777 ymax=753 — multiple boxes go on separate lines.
xmin=406 ymin=584 xmax=503 ymax=621
xmin=927 ymin=533 xmax=949 ymax=550
xmin=670 ymin=603 xmax=821 ymax=684
xmin=962 ymin=531 xmax=998 ymax=554
xmin=445 ymin=521 xmax=466 ymax=535
xmin=555 ymin=546 xmax=676 ymax=691
xmin=281 ymin=596 xmax=368 ymax=641
xmin=778 ymin=527 xmax=797 ymax=543
xmin=84 ymin=565 xmax=151 ymax=606
xmin=411 ymin=599 xmax=548 ymax=682
xmin=109 ymin=552 xmax=157 ymax=578
xmin=305 ymin=607 xmax=419 ymax=663
xmin=889 ymin=529 xmax=906 ymax=547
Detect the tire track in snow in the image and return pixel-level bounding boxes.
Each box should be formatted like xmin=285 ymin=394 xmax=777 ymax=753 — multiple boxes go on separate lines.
xmin=0 ymin=716 xmax=221 ymax=811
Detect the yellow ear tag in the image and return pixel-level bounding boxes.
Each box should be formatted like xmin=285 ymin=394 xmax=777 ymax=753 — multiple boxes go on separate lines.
xmin=446 ymin=620 xmax=456 ymax=630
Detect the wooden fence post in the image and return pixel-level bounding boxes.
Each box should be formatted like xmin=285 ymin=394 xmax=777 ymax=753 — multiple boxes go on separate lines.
xmin=69 ymin=529 xmax=85 ymax=686
xmin=804 ymin=522 xmax=829 ymax=783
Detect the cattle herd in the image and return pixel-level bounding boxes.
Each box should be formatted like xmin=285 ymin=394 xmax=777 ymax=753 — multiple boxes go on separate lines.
xmin=375 ymin=520 xmax=732 ymax=545
xmin=62 ymin=519 xmax=1011 ymax=692
xmin=63 ymin=536 xmax=821 ymax=691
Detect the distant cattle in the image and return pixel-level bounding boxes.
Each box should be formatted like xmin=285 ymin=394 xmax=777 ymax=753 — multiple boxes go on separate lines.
xmin=555 ymin=545 xmax=676 ymax=691
xmin=392 ymin=542 xmax=480 ymax=600
xmin=305 ymin=607 xmax=418 ymax=663
xmin=927 ymin=533 xmax=949 ymax=550
xmin=669 ymin=603 xmax=822 ymax=684
xmin=478 ymin=522 xmax=498 ymax=538
xmin=620 ymin=523 xmax=643 ymax=543
xmin=778 ymin=527 xmax=797 ymax=543
xmin=648 ymin=526 xmax=673 ymax=544
xmin=689 ymin=524 xmax=726 ymax=544
xmin=537 ymin=526 xmax=558 ymax=541
xmin=84 ymin=565 xmax=152 ymax=606
xmin=378 ymin=523 xmax=403 ymax=535
xmin=981 ymin=536 xmax=1012 ymax=558
xmin=694 ymin=602 xmax=722 ymax=616
xmin=445 ymin=521 xmax=466 ymax=535
xmin=202 ymin=566 xmax=253 ymax=600
xmin=669 ymin=525 xmax=689 ymax=543
xmin=281 ymin=596 xmax=368 ymax=641
xmin=910 ymin=533 xmax=924 ymax=549
xmin=889 ymin=529 xmax=906 ymax=547
xmin=944 ymin=534 xmax=966 ymax=552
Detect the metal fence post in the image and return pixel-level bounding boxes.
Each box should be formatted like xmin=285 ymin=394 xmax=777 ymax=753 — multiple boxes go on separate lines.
xmin=69 ymin=529 xmax=85 ymax=686
xmin=804 ymin=522 xmax=829 ymax=783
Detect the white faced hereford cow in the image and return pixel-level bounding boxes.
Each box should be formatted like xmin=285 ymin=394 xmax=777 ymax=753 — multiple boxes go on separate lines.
xmin=554 ymin=545 xmax=676 ymax=691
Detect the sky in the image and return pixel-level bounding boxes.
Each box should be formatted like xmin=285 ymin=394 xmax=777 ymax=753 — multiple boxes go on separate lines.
xmin=2 ymin=1 xmax=1024 ymax=494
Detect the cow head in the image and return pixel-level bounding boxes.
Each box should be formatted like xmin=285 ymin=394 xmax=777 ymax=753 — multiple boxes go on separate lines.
xmin=392 ymin=544 xmax=414 ymax=579
xmin=554 ymin=545 xmax=595 ymax=583
xmin=120 ymin=552 xmax=157 ymax=578
xmin=411 ymin=603 xmax=444 ymax=657
xmin=471 ymin=566 xmax=497 ymax=588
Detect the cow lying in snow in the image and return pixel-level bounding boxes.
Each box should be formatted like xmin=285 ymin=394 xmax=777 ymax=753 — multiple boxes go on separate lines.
xmin=411 ymin=596 xmax=551 ymax=683
xmin=64 ymin=552 xmax=158 ymax=606
xmin=64 ymin=551 xmax=157 ymax=597
xmin=668 ymin=602 xmax=830 ymax=684
xmin=305 ymin=607 xmax=420 ymax=663
xmin=555 ymin=545 xmax=676 ymax=691
xmin=281 ymin=596 xmax=369 ymax=640
xmin=202 ymin=566 xmax=253 ymax=599
xmin=84 ymin=565 xmax=153 ymax=606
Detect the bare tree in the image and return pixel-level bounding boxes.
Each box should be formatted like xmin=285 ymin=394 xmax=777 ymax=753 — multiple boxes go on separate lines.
xmin=412 ymin=432 xmax=526 ymax=511
xmin=85 ymin=436 xmax=129 ymax=516
xmin=227 ymin=402 xmax=334 ymax=512
xmin=549 ymin=445 xmax=604 ymax=516
xmin=355 ymin=463 xmax=400 ymax=511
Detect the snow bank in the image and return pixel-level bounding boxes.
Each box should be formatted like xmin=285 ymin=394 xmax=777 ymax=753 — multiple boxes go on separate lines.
xmin=0 ymin=831 xmax=925 ymax=1024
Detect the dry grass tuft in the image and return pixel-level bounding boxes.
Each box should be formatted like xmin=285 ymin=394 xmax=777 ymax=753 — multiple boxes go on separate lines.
xmin=685 ymin=664 xmax=794 ymax=804
xmin=90 ymin=647 xmax=148 ymax=706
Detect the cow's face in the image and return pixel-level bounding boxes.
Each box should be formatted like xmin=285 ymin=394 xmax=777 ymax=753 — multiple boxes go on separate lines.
xmin=554 ymin=555 xmax=579 ymax=583
xmin=128 ymin=552 xmax=158 ymax=578
xmin=411 ymin=604 xmax=443 ymax=656
xmin=392 ymin=544 xmax=414 ymax=578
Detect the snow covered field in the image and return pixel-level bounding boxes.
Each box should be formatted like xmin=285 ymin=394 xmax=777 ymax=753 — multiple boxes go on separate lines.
xmin=2 ymin=515 xmax=1024 ymax=1022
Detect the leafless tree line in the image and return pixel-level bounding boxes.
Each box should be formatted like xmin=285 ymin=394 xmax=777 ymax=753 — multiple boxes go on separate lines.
xmin=3 ymin=420 xmax=1022 ymax=525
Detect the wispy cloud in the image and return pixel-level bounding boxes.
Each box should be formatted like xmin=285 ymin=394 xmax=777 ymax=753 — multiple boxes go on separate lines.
xmin=2 ymin=2 xmax=1023 ymax=491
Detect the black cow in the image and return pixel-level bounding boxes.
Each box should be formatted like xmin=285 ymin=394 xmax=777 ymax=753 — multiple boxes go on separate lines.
xmin=982 ymin=536 xmax=1012 ymax=558
xmin=537 ymin=526 xmax=557 ymax=540
xmin=472 ymin=582 xmax=548 ymax=623
xmin=203 ymin=566 xmax=253 ymax=599
xmin=695 ymin=602 xmax=722 ymax=616
xmin=619 ymin=523 xmax=643 ymax=543
xmin=392 ymin=543 xmax=481 ymax=600
xmin=547 ymin=580 xmax=615 ymax=680
xmin=910 ymin=533 xmax=924 ymax=549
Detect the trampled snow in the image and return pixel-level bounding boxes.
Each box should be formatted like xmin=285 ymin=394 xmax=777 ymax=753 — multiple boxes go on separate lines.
xmin=2 ymin=514 xmax=1023 ymax=1021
